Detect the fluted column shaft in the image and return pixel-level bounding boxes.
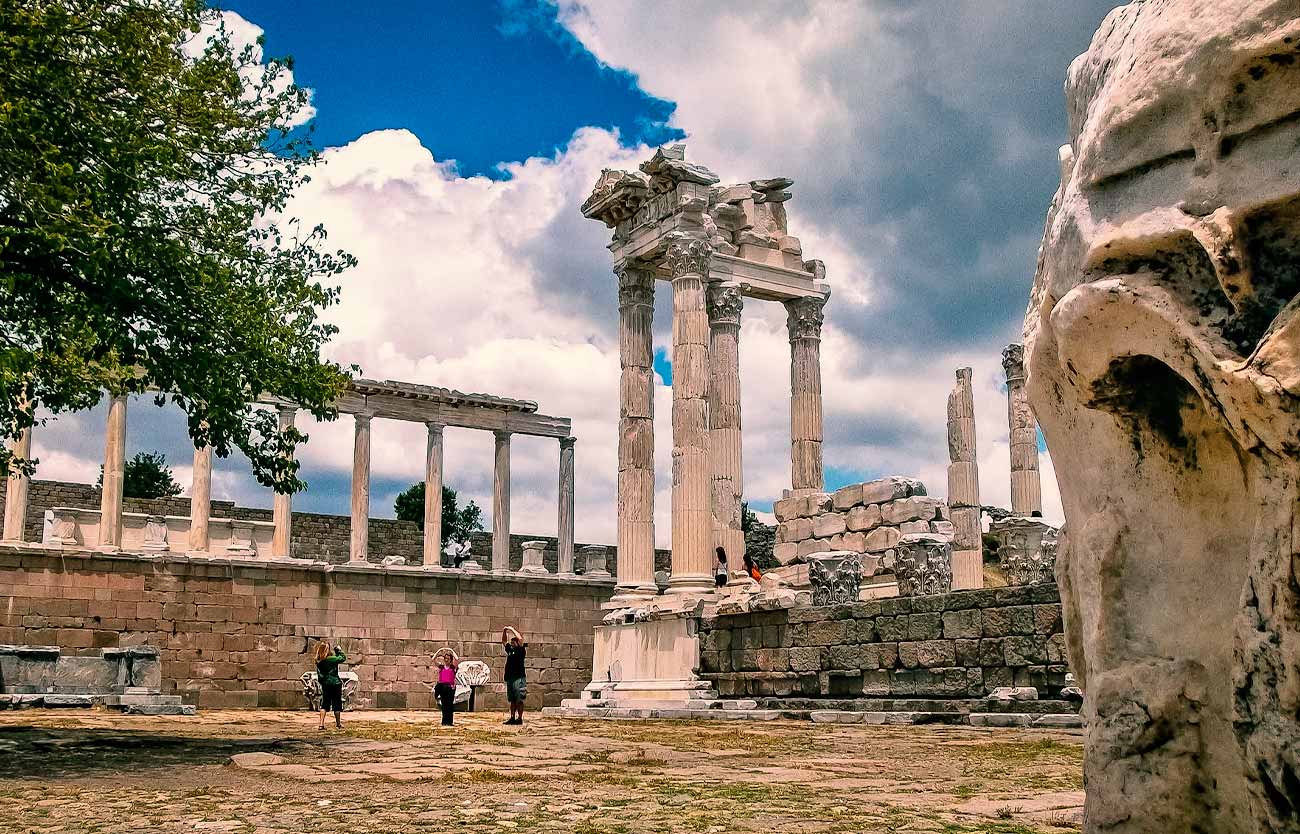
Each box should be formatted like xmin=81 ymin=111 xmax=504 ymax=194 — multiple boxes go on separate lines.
xmin=947 ymin=367 xmax=982 ymax=589
xmin=666 ymin=237 xmax=715 ymax=593
xmin=786 ymin=295 xmax=827 ymax=496
xmin=1002 ymin=344 xmax=1042 ymax=516
xmin=492 ymin=430 xmax=511 ymax=572
xmin=558 ymin=436 xmax=576 ymax=574
xmin=188 ymin=443 xmax=212 ymax=553
xmin=424 ymin=422 xmax=444 ymax=567
xmin=708 ymin=281 xmax=745 ymax=563
xmin=350 ymin=413 xmax=372 ymax=563
xmin=271 ymin=406 xmax=296 ymax=559
xmin=615 ymin=266 xmax=658 ymax=596
xmin=2 ymin=426 xmax=32 ymax=542
xmin=98 ymin=394 xmax=127 ymax=550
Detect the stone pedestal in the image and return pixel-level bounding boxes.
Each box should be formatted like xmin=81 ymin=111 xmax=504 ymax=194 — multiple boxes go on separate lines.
xmin=786 ymin=295 xmax=826 ymax=496
xmin=708 ymin=281 xmax=745 ymax=562
xmin=98 ymin=394 xmax=127 ymax=551
xmin=520 ymin=540 xmax=550 ymax=575
xmin=614 ymin=267 xmax=659 ymax=599
xmin=579 ymin=614 xmax=714 ymax=704
xmin=946 ymin=368 xmax=982 ymax=590
xmin=1002 ymin=345 xmax=1042 ymax=516
xmin=582 ymin=544 xmax=610 ymax=578
xmin=666 ymin=237 xmax=715 ymax=595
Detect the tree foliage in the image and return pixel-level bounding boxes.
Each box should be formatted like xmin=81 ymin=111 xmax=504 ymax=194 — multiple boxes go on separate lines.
xmin=741 ymin=501 xmax=777 ymax=569
xmin=97 ymin=450 xmax=182 ymax=499
xmin=0 ymin=0 xmax=355 ymax=490
xmin=394 ymin=482 xmax=485 ymax=549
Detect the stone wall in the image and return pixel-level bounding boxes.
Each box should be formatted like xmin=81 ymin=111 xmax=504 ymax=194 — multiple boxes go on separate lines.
xmin=699 ymin=583 xmax=1068 ymax=700
xmin=4 ymin=480 xmax=670 ymax=573
xmin=0 ymin=545 xmax=613 ymax=709
xmin=772 ymin=476 xmax=952 ymax=567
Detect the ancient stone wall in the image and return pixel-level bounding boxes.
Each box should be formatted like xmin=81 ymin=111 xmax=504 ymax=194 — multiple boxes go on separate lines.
xmin=0 ymin=546 xmax=613 ymax=709
xmin=772 ymin=477 xmax=952 ymax=567
xmin=699 ymin=584 xmax=1068 ymax=700
xmin=4 ymin=480 xmax=669 ymax=573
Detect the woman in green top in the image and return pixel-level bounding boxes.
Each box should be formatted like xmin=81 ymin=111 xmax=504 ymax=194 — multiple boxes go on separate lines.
xmin=315 ymin=641 xmax=346 ymax=730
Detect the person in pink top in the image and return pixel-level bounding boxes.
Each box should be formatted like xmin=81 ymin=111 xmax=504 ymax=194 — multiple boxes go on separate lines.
xmin=433 ymin=647 xmax=460 ymax=726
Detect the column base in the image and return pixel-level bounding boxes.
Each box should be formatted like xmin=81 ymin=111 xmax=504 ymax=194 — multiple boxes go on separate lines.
xmin=666 ymin=575 xmax=718 ymax=596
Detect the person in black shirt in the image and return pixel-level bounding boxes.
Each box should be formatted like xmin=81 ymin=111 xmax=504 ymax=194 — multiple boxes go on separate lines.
xmin=502 ymin=626 xmax=527 ymax=725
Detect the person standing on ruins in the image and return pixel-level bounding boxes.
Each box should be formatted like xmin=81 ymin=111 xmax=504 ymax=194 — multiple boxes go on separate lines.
xmin=714 ymin=547 xmax=729 ymax=587
xmin=501 ymin=626 xmax=527 ymax=725
xmin=433 ymin=647 xmax=460 ymax=726
xmin=314 ymin=641 xmax=346 ymax=730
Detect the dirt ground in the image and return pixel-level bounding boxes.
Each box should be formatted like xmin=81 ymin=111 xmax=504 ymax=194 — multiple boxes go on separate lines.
xmin=2 ymin=709 xmax=1084 ymax=833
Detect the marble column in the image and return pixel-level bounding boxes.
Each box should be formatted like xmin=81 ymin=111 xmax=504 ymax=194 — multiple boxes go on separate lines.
xmin=666 ymin=237 xmax=715 ymax=594
xmin=188 ymin=442 xmax=212 ymax=553
xmin=1002 ymin=344 xmax=1042 ymax=517
xmin=615 ymin=265 xmax=658 ymax=598
xmin=492 ymin=430 xmax=511 ymax=572
xmin=707 ymin=281 xmax=745 ymax=563
xmin=349 ymin=413 xmax=372 ymax=563
xmin=947 ymin=367 xmax=983 ymax=589
xmin=423 ymin=422 xmax=444 ymax=567
xmin=98 ymin=393 xmax=127 ymax=550
xmin=271 ymin=405 xmax=295 ymax=559
xmin=785 ymin=295 xmax=827 ymax=496
xmin=557 ymin=436 xmax=576 ymax=574
xmin=2 ymin=426 xmax=32 ymax=543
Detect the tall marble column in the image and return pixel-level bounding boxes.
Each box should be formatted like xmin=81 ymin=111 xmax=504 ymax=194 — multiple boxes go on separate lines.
xmin=1002 ymin=344 xmax=1042 ymax=517
xmin=665 ymin=237 xmax=715 ymax=594
xmin=615 ymin=265 xmax=658 ymax=598
xmin=349 ymin=413 xmax=372 ymax=563
xmin=271 ymin=405 xmax=296 ymax=559
xmin=188 ymin=442 xmax=212 ymax=553
xmin=707 ymin=281 xmax=745 ymax=563
xmin=786 ymin=295 xmax=827 ymax=496
xmin=423 ymin=422 xmax=444 ymax=567
xmin=947 ymin=367 xmax=983 ymax=589
xmin=98 ymin=393 xmax=128 ymax=550
xmin=492 ymin=430 xmax=511 ymax=572
xmin=2 ymin=425 xmax=32 ymax=543
xmin=557 ymin=436 xmax=576 ymax=574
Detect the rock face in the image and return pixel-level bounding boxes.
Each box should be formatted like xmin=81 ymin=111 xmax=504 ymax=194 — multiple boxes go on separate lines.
xmin=1024 ymin=4 xmax=1300 ymax=832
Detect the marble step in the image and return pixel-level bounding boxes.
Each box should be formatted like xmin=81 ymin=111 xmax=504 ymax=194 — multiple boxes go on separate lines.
xmin=544 ymin=705 xmax=784 ymax=721
xmin=562 ymin=698 xmax=756 ymax=711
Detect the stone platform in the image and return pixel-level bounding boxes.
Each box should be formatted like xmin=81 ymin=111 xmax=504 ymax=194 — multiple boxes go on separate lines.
xmin=0 ymin=645 xmax=192 ymax=715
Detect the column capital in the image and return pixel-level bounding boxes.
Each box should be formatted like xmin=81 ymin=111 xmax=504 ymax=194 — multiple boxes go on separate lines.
xmin=559 ymin=435 xmax=576 ymax=450
xmin=425 ymin=420 xmax=444 ymax=435
xmin=665 ymin=235 xmax=711 ymax=279
xmin=353 ymin=411 xmax=373 ymax=426
xmin=785 ymin=294 xmax=827 ymax=341
xmin=706 ymin=281 xmax=744 ymax=327
xmin=1002 ymin=343 xmax=1026 ymax=383
xmin=276 ymin=403 xmax=297 ymax=417
xmin=493 ymin=429 xmax=511 ymax=442
xmin=616 ymin=263 xmax=655 ymax=308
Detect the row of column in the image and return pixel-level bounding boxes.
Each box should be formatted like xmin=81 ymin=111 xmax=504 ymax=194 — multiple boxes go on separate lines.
xmin=613 ymin=235 xmax=827 ymax=599
xmin=2 ymin=396 xmax=579 ymax=574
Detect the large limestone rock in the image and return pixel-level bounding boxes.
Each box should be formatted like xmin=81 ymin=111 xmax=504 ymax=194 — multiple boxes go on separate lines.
xmin=1024 ymin=4 xmax=1300 ymax=832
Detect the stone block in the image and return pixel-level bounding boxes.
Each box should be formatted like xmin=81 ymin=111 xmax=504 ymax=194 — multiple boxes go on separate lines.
xmin=845 ymin=504 xmax=882 ymax=532
xmin=982 ymin=608 xmax=1012 ymax=637
xmin=1033 ymin=604 xmax=1062 ymax=635
xmin=899 ymin=520 xmax=930 ymax=534
xmin=942 ymin=609 xmax=982 ymax=640
xmin=825 ymin=644 xmax=860 ymax=670
xmin=881 ymin=497 xmax=943 ymax=525
xmin=955 ymin=639 xmax=981 ymax=667
xmin=773 ymin=543 xmax=799 ymax=565
xmin=859 ymin=477 xmax=914 ymax=505
xmin=1003 ymin=636 xmax=1044 ymax=666
xmin=863 ymin=527 xmax=901 ymax=553
xmin=797 ymin=538 xmax=831 ymax=558
xmin=1033 ymin=714 xmax=1084 ymax=729
xmin=915 ymin=640 xmax=956 ymax=668
xmin=789 ymin=647 xmax=821 ymax=673
xmin=930 ymin=521 xmax=955 ymax=537
xmin=800 ymin=493 xmax=832 ymax=518
xmin=908 ymin=613 xmax=942 ymax=641
xmin=813 ymin=513 xmax=847 ymax=538
xmin=1008 ymin=606 xmax=1036 ymax=635
xmin=785 ymin=518 xmax=814 ymax=542
xmin=979 ymin=638 xmax=1005 ymax=667
xmin=876 ymin=616 xmax=906 ymax=642
xmin=806 ymin=620 xmax=847 ymax=646
xmin=898 ymin=642 xmax=921 ymax=669
xmin=839 ymin=532 xmax=867 ymax=553
xmin=832 ymin=484 xmax=862 ymax=510
xmin=773 ymin=496 xmax=800 ymax=522
xmin=969 ymin=712 xmax=1033 ymax=727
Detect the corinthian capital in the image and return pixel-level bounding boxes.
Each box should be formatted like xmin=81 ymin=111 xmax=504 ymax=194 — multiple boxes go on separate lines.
xmin=1002 ymin=343 xmax=1026 ymax=383
xmin=707 ymin=282 xmax=744 ymax=326
xmin=664 ymin=236 xmax=711 ymax=278
xmin=616 ymin=265 xmax=655 ymax=308
xmin=785 ymin=295 xmax=827 ymax=341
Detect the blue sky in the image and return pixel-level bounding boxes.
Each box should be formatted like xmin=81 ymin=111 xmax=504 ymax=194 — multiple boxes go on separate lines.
xmin=220 ymin=0 xmax=681 ymax=176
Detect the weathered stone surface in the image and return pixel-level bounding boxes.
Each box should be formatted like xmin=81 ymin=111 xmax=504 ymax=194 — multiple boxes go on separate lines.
xmin=831 ymin=484 xmax=862 ymax=510
xmin=812 ymin=513 xmax=846 ymax=538
xmin=863 ymin=527 xmax=901 ymax=553
xmin=859 ymin=477 xmax=915 ymax=505
xmin=773 ymin=496 xmax=800 ymax=523
xmin=882 ymin=497 xmax=942 ymax=525
xmin=800 ymin=493 xmax=832 ymax=518
xmin=1026 ymin=5 xmax=1300 ymax=832
xmin=772 ymin=542 xmax=799 ymax=566
xmin=846 ymin=504 xmax=882 ymax=532
xmin=229 ymin=752 xmax=285 ymax=768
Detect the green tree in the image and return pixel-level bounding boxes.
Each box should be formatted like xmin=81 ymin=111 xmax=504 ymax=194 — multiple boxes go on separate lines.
xmin=741 ymin=501 xmax=777 ymax=569
xmin=0 ymin=1 xmax=356 ymax=490
xmin=394 ymin=482 xmax=485 ymax=549
xmin=97 ymin=450 xmax=182 ymax=499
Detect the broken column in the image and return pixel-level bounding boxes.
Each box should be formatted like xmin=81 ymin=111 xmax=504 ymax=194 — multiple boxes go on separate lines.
xmin=2 ymin=425 xmax=31 ymax=543
xmin=666 ymin=235 xmax=715 ymax=594
xmin=708 ymin=281 xmax=745 ymax=563
xmin=1002 ymin=344 xmax=1042 ymax=517
xmin=98 ymin=393 xmax=127 ymax=551
xmin=946 ymin=368 xmax=981 ymax=589
xmin=492 ymin=430 xmax=511 ymax=573
xmin=614 ymin=266 xmax=658 ymax=598
xmin=271 ymin=405 xmax=295 ymax=559
xmin=786 ymin=295 xmax=826 ymax=496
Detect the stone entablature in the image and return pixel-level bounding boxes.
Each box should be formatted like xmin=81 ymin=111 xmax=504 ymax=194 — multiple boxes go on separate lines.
xmin=771 ymin=477 xmax=952 ymax=571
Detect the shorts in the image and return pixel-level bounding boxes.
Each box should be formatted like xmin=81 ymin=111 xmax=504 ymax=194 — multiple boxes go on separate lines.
xmin=506 ymin=676 xmax=528 ymax=704
xmin=320 ymin=681 xmax=343 ymax=712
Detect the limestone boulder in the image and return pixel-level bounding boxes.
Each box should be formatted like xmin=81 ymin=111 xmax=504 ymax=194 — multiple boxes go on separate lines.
xmin=846 ymin=504 xmax=883 ymax=532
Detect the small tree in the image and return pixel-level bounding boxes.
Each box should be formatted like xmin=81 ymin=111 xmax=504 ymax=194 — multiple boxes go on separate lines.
xmin=394 ymin=482 xmax=484 ymax=548
xmin=97 ymin=451 xmax=182 ymax=499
